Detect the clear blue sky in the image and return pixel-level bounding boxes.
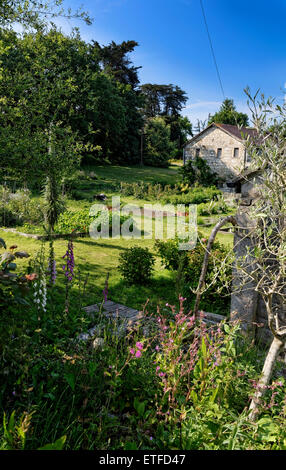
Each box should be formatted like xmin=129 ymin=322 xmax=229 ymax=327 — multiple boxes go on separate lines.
xmin=58 ymin=0 xmax=286 ymax=126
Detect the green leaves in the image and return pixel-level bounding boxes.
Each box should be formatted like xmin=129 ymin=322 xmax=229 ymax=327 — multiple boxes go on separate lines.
xmin=38 ymin=435 xmax=67 ymax=450
xmin=64 ymin=372 xmax=76 ymax=391
xmin=133 ymin=397 xmax=146 ymax=418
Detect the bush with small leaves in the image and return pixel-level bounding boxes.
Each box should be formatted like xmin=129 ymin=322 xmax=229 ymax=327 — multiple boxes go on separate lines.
xmin=118 ymin=247 xmax=155 ymax=285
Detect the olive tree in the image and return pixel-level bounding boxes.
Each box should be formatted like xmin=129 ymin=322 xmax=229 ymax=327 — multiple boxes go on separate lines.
xmin=238 ymin=90 xmax=286 ymax=420
xmin=193 ymin=89 xmax=286 ymax=421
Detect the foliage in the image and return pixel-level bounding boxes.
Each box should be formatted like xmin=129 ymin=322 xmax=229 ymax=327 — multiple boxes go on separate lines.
xmin=197 ymin=197 xmax=230 ymax=216
xmin=236 ymin=90 xmax=286 ymax=418
xmin=0 ymin=238 xmax=31 ymax=312
xmin=0 ymin=0 xmax=91 ymax=29
xmin=140 ymin=83 xmax=191 ymax=155
xmin=120 ymin=181 xmax=176 ymax=200
xmin=180 ymin=157 xmax=218 ymax=187
xmin=155 ymin=237 xmax=232 ymax=314
xmin=118 ymin=246 xmax=155 ymax=285
xmin=208 ymin=98 xmax=249 ymax=127
xmin=162 ymin=185 xmax=221 ymax=205
xmin=0 ymin=187 xmax=47 ymax=227
xmin=143 ymin=117 xmax=176 ymax=167
xmin=2 ymin=281 xmax=286 ymax=450
xmin=53 ymin=208 xmax=130 ymax=235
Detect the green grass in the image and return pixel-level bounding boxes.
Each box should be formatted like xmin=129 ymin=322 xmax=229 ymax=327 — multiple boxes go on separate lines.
xmin=0 ymin=229 xmax=178 ymax=312
xmin=84 ymin=163 xmax=181 ymax=185
xmin=1 ymin=164 xmax=235 ymax=315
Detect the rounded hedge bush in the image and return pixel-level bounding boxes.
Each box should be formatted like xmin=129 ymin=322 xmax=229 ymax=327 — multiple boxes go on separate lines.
xmin=118 ymin=246 xmax=155 ymax=285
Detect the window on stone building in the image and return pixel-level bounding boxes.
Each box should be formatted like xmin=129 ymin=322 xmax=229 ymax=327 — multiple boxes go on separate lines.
xmin=233 ymin=148 xmax=239 ymax=158
xmin=195 ymin=148 xmax=200 ymax=157
xmin=217 ymin=148 xmax=222 ymax=158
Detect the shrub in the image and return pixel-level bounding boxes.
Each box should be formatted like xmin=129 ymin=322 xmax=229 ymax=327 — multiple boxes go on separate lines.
xmin=0 ymin=207 xmax=19 ymax=227
xmin=197 ymin=197 xmax=230 ymax=216
xmin=54 ymin=208 xmax=131 ymax=235
xmin=118 ymin=246 xmax=155 ymax=285
xmin=120 ymin=181 xmax=177 ymax=200
xmin=180 ymin=156 xmax=218 ymax=186
xmin=0 ymin=188 xmax=46 ymax=226
xmin=162 ymin=185 xmax=222 ymax=205
xmin=155 ymin=237 xmax=232 ymax=314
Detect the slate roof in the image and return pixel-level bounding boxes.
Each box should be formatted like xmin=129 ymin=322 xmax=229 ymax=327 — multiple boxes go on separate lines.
xmin=214 ymin=123 xmax=259 ymax=142
xmin=184 ymin=122 xmax=261 ymax=146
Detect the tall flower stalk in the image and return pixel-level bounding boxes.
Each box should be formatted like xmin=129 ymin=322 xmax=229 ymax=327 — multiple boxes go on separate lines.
xmin=47 ymin=238 xmax=56 ymax=286
xmin=62 ymin=239 xmax=74 ymax=313
xmin=33 ymin=244 xmax=47 ymax=319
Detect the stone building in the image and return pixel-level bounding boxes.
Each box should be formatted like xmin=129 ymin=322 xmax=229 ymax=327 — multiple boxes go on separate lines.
xmin=183 ymin=123 xmax=259 ymax=181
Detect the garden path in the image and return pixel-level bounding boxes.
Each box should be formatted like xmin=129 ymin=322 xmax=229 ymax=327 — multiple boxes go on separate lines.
xmin=78 ymin=300 xmax=224 ymax=342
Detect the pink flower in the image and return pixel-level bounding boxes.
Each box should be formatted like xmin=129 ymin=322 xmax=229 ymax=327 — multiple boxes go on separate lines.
xmin=130 ymin=348 xmax=135 ymax=355
xmin=135 ymin=350 xmax=142 ymax=358
xmin=136 ymin=342 xmax=143 ymax=350
xmin=155 ymin=345 xmax=160 ymax=351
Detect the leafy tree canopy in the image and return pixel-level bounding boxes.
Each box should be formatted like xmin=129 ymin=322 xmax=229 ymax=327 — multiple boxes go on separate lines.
xmin=208 ymin=98 xmax=249 ymax=127
xmin=94 ymin=40 xmax=141 ymax=89
xmin=0 ymin=0 xmax=91 ymax=28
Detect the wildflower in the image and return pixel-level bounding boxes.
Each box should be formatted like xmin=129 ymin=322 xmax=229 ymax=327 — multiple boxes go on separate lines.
xmin=62 ymin=240 xmax=74 ymax=282
xmin=155 ymin=345 xmax=160 ymax=352
xmin=130 ymin=348 xmax=135 ymax=355
xmin=47 ymin=258 xmax=57 ymax=285
xmin=136 ymin=342 xmax=143 ymax=350
xmin=135 ymin=350 xmax=142 ymax=358
xmin=33 ymin=265 xmax=47 ymax=313
xmin=25 ymin=273 xmax=37 ymax=281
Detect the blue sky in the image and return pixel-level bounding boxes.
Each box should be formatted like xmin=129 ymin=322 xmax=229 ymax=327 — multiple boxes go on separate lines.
xmin=57 ymin=0 xmax=286 ymax=126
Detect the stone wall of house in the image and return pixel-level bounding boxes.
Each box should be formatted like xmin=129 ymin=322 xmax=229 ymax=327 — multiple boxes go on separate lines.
xmin=184 ymin=127 xmax=246 ymax=179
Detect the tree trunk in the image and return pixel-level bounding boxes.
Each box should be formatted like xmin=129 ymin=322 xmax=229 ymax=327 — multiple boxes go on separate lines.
xmin=249 ymin=335 xmax=284 ymax=421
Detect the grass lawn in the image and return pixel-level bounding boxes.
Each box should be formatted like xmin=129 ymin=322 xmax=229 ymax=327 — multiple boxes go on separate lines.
xmin=0 ymin=229 xmax=178 ymax=313
xmin=85 ymin=163 xmax=181 ymax=185
xmin=1 ymin=163 xmax=235 ymax=316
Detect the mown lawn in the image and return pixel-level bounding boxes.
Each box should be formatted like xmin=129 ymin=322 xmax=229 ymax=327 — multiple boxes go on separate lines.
xmin=1 ymin=163 xmax=235 ymax=315
xmin=0 ymin=221 xmax=233 ymax=316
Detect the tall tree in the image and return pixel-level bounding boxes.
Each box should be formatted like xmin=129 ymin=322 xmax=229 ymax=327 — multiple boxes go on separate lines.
xmin=140 ymin=83 xmax=190 ymax=156
xmin=140 ymin=83 xmax=188 ymax=119
xmin=208 ymin=98 xmax=249 ymax=127
xmin=95 ymin=40 xmax=141 ymax=89
xmin=143 ymin=117 xmax=176 ymax=168
xmin=93 ymin=40 xmax=144 ymax=162
xmin=0 ymin=27 xmax=132 ymax=182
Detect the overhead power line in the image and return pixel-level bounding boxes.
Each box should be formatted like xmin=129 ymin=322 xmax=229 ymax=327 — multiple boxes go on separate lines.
xmin=199 ymin=0 xmax=225 ymax=100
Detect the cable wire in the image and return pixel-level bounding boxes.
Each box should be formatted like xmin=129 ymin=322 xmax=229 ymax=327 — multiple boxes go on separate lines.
xmin=199 ymin=0 xmax=225 ymax=100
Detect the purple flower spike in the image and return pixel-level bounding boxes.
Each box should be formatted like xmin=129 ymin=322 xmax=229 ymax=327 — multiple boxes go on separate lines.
xmin=62 ymin=240 xmax=74 ymax=282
